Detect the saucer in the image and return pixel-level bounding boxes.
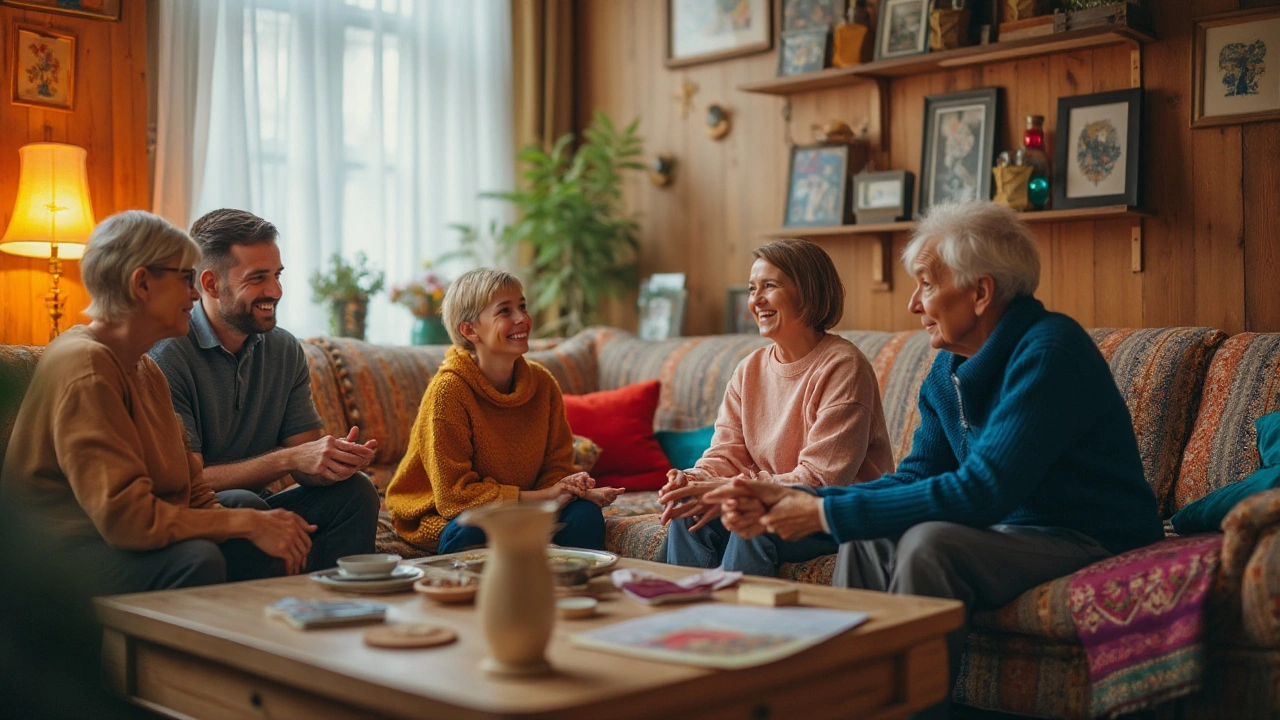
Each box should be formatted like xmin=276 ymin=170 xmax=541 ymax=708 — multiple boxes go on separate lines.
xmin=311 ymin=566 xmax=424 ymax=593
xmin=332 ymin=566 xmax=417 ymax=582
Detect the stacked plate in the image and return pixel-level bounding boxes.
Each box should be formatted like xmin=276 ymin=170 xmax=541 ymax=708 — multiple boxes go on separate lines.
xmin=311 ymin=555 xmax=424 ymax=593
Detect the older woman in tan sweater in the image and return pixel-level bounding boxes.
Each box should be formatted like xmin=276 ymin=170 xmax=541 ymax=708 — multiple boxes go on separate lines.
xmin=660 ymin=239 xmax=894 ymax=576
xmin=0 ymin=211 xmax=313 ymax=593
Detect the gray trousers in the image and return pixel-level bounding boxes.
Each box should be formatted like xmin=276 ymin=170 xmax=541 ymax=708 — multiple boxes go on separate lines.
xmin=834 ymin=522 xmax=1112 ymax=719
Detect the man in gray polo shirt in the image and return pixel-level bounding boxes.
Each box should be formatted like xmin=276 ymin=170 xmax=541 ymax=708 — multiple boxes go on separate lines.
xmin=150 ymin=209 xmax=380 ymax=577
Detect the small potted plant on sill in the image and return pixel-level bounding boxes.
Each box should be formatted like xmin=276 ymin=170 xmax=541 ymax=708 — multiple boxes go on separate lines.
xmin=390 ymin=264 xmax=450 ymax=345
xmin=309 ymin=252 xmax=385 ymax=340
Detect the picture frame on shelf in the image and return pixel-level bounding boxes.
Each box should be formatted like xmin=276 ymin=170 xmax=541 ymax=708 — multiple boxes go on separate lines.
xmin=777 ymin=26 xmax=832 ymax=76
xmin=853 ymin=170 xmax=914 ymax=224
xmin=1192 ymin=7 xmax=1280 ymax=128
xmin=784 ymin=143 xmax=855 ymax=227
xmin=10 ymin=24 xmax=75 ymax=112
xmin=725 ymin=285 xmax=755 ymax=334
xmin=638 ymin=288 xmax=688 ymax=341
xmin=1 ymin=0 xmax=120 ymax=21
xmin=919 ymin=88 xmax=1000 ymax=217
xmin=782 ymin=0 xmax=846 ymax=32
xmin=874 ymin=0 xmax=930 ymax=61
xmin=1053 ymin=87 xmax=1141 ymax=210
xmin=666 ymin=0 xmax=773 ymax=69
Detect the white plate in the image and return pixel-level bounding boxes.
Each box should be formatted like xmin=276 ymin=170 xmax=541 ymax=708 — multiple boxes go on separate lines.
xmin=310 ymin=565 xmax=423 ymax=593
xmin=418 ymin=548 xmax=619 ymax=576
xmin=330 ymin=566 xmax=419 ymax=582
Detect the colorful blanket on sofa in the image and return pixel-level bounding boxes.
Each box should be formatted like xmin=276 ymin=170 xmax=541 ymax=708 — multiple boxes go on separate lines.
xmin=1068 ymin=534 xmax=1223 ymax=718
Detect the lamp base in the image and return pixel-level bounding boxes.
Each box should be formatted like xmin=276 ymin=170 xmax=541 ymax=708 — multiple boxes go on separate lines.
xmin=45 ymin=251 xmax=64 ymax=342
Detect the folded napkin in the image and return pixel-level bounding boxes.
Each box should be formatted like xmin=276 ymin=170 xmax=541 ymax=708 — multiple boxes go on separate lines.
xmin=611 ymin=568 xmax=742 ymax=605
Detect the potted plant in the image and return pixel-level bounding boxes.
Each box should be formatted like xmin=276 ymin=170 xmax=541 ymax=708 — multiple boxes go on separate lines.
xmin=458 ymin=111 xmax=644 ymax=337
xmin=309 ymin=252 xmax=385 ymax=340
xmin=390 ymin=264 xmax=450 ymax=345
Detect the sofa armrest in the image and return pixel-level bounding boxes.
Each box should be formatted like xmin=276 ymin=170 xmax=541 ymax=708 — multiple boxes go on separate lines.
xmin=1219 ymin=488 xmax=1280 ymax=645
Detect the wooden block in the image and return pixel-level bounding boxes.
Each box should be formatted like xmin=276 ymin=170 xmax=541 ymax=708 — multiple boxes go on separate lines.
xmin=738 ymin=584 xmax=801 ymax=607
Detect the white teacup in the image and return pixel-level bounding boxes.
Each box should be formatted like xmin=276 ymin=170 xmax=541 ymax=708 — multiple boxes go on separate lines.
xmin=337 ymin=553 xmax=402 ymax=578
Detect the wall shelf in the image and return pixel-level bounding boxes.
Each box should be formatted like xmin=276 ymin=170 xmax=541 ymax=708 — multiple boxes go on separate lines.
xmin=738 ymin=26 xmax=1154 ymax=96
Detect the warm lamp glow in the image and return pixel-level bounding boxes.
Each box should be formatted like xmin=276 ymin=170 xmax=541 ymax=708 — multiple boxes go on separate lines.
xmin=1 ymin=143 xmax=95 ymax=259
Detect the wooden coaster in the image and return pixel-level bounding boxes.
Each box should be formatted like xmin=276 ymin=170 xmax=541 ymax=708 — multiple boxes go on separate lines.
xmin=363 ymin=623 xmax=457 ymax=649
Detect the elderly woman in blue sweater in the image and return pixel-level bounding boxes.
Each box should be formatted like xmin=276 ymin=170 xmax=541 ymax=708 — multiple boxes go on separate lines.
xmin=706 ymin=201 xmax=1163 ymax=717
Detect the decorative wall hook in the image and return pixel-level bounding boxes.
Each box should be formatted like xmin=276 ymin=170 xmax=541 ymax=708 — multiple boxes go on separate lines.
xmin=650 ymin=154 xmax=677 ymax=187
xmin=704 ymin=104 xmax=731 ymax=140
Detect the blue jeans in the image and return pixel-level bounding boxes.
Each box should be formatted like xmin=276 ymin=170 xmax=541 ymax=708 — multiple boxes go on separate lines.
xmin=437 ymin=499 xmax=606 ymax=554
xmin=664 ymin=516 xmax=838 ymax=577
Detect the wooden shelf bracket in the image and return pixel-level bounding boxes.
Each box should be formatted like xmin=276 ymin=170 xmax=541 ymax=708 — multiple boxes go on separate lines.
xmin=1131 ymin=220 xmax=1143 ymax=273
xmin=871 ymin=234 xmax=893 ymax=292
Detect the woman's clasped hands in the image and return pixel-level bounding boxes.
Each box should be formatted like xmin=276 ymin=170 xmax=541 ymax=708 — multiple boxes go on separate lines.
xmin=525 ymin=471 xmax=625 ymax=508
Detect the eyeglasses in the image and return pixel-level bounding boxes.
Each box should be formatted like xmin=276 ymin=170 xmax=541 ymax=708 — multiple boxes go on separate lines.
xmin=148 ymin=266 xmax=197 ymax=289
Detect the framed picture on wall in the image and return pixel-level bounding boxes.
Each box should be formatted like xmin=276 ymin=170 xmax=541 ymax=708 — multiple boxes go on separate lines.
xmin=1 ymin=0 xmax=120 ymax=21
xmin=666 ymin=0 xmax=774 ymax=69
xmin=777 ymin=26 xmax=831 ymax=76
xmin=853 ymin=170 xmax=914 ymax=224
xmin=10 ymin=24 xmax=75 ymax=112
xmin=638 ymin=289 xmax=688 ymax=341
xmin=918 ymin=88 xmax=1000 ymax=217
xmin=1053 ymin=88 xmax=1142 ymax=210
xmin=782 ymin=0 xmax=846 ymax=32
xmin=784 ymin=143 xmax=854 ymax=227
xmin=725 ymin=285 xmax=755 ymax=334
xmin=1192 ymin=7 xmax=1280 ymax=128
xmin=874 ymin=0 xmax=930 ymax=61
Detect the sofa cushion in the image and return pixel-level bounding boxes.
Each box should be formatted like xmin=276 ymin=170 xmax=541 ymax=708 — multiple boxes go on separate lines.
xmin=1175 ymin=333 xmax=1280 ymax=512
xmin=1089 ymin=328 xmax=1227 ymax=516
xmin=840 ymin=330 xmax=936 ymax=465
xmin=655 ymin=426 xmax=715 ymax=470
xmin=309 ymin=333 xmax=599 ymax=465
xmin=302 ymin=340 xmax=349 ymax=437
xmin=0 ymin=344 xmax=43 ymax=470
xmin=564 ymin=380 xmax=671 ymax=491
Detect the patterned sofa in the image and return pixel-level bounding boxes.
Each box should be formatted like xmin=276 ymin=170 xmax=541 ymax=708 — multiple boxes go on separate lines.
xmin=1 ymin=325 xmax=1277 ymax=718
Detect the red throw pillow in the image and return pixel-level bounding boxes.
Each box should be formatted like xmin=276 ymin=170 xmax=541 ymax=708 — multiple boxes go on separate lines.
xmin=562 ymin=380 xmax=671 ymax=491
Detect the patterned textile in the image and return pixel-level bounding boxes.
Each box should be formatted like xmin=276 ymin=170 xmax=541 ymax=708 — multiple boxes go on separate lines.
xmin=602 ymin=490 xmax=663 ymax=518
xmin=851 ymin=330 xmax=936 ymax=465
xmin=954 ymin=632 xmax=1093 ymax=718
xmin=301 ymin=340 xmax=349 ymax=435
xmin=1175 ymin=333 xmax=1280 ymax=512
xmin=1068 ymin=533 xmax=1223 ymax=717
xmin=973 ymin=574 xmax=1080 ymax=642
xmin=605 ymin=513 xmax=667 ymax=561
xmin=0 ymin=344 xmax=43 ymax=469
xmin=1221 ymin=487 xmax=1280 ymax=646
xmin=1088 ymin=328 xmax=1227 ymax=516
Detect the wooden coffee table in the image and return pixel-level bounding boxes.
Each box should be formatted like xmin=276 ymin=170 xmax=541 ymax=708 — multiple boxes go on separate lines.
xmin=96 ymin=557 xmax=962 ymax=719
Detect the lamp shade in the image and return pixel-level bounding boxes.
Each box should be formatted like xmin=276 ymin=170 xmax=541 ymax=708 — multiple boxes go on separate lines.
xmin=0 ymin=143 xmax=95 ymax=260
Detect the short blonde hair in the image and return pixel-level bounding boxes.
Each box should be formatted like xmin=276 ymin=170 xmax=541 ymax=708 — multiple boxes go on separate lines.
xmin=902 ymin=202 xmax=1040 ymax=305
xmin=82 ymin=210 xmax=200 ymax=322
xmin=442 ymin=268 xmax=524 ymax=351
xmin=753 ymin=238 xmax=845 ymax=332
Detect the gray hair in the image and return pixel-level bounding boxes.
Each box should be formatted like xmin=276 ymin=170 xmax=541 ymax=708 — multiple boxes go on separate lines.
xmin=902 ymin=202 xmax=1040 ymax=305
xmin=82 ymin=210 xmax=200 ymax=322
xmin=442 ymin=267 xmax=524 ymax=351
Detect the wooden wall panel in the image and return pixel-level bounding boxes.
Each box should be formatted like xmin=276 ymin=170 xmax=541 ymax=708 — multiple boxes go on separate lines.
xmin=0 ymin=0 xmax=148 ymax=345
xmin=577 ymin=0 xmax=1280 ymax=334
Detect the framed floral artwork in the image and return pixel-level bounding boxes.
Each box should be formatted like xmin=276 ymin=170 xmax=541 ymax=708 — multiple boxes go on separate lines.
xmin=1053 ymin=88 xmax=1142 ymax=210
xmin=666 ymin=0 xmax=773 ymax=69
xmin=777 ymin=26 xmax=831 ymax=76
xmin=11 ymin=24 xmax=75 ymax=112
xmin=1192 ymin=7 xmax=1280 ymax=128
xmin=782 ymin=0 xmax=846 ymax=32
xmin=874 ymin=0 xmax=930 ymax=61
xmin=784 ymin=143 xmax=854 ymax=227
xmin=918 ymin=88 xmax=1000 ymax=217
xmin=1 ymin=0 xmax=120 ymax=21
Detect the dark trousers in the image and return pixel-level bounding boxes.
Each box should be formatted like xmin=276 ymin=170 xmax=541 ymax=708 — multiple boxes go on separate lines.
xmin=437 ymin=499 xmax=606 ymax=554
xmin=834 ymin=521 xmax=1112 ymax=719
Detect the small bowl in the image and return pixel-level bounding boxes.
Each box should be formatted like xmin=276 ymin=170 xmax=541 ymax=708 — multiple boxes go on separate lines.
xmin=414 ymin=576 xmax=479 ymax=604
xmin=337 ymin=553 xmax=402 ymax=577
xmin=549 ymin=557 xmax=591 ymax=589
xmin=556 ymin=596 xmax=598 ymax=619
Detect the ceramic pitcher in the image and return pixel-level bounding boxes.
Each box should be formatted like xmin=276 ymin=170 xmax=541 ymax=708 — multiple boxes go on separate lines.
xmin=457 ymin=500 xmax=557 ymax=676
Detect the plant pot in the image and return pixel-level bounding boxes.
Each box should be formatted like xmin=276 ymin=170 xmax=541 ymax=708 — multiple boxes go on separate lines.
xmin=330 ymin=298 xmax=368 ymax=340
xmin=411 ymin=316 xmax=450 ymax=345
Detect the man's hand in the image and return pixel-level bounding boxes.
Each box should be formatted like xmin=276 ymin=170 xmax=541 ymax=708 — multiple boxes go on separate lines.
xmin=703 ymin=478 xmax=824 ymax=542
xmin=291 ymin=427 xmax=377 ymax=485
xmin=244 ymin=509 xmax=316 ymax=575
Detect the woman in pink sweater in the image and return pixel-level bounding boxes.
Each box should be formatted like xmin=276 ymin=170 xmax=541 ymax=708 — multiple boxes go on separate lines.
xmin=659 ymin=239 xmax=894 ymax=576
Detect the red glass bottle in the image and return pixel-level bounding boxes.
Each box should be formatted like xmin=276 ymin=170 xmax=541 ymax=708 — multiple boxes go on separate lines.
xmin=1018 ymin=115 xmax=1050 ymax=209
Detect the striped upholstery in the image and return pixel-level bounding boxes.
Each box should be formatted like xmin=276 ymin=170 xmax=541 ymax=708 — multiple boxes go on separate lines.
xmin=1174 ymin=333 xmax=1280 ymax=512
xmin=1089 ymin=328 xmax=1227 ymax=516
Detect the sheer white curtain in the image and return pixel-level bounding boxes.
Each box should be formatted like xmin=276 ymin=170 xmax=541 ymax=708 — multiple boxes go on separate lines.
xmin=154 ymin=0 xmax=514 ymax=343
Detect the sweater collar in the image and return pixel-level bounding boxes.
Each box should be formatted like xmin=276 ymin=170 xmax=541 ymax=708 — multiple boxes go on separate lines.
xmin=769 ymin=333 xmax=834 ymax=378
xmin=948 ymin=295 xmax=1046 ymax=384
xmin=441 ymin=345 xmax=536 ymax=407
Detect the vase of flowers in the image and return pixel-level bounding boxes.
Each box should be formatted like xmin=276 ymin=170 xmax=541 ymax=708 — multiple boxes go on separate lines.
xmin=391 ymin=265 xmax=450 ymax=345
xmin=309 ymin=252 xmax=385 ymax=340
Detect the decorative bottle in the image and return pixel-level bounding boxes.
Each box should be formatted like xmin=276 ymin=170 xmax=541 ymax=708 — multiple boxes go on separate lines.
xmin=1016 ymin=115 xmax=1050 ymax=210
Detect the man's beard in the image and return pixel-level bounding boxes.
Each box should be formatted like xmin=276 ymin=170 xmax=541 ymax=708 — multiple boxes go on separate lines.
xmin=219 ymin=295 xmax=278 ymax=335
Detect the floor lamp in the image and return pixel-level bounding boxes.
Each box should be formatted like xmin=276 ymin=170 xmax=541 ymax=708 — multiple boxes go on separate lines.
xmin=0 ymin=143 xmax=95 ymax=342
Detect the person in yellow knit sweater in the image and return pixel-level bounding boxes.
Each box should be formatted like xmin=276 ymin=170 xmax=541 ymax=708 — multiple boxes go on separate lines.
xmin=386 ymin=268 xmax=624 ymax=553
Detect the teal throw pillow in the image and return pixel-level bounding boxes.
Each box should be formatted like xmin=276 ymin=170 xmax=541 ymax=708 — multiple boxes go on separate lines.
xmin=1172 ymin=465 xmax=1280 ymax=535
xmin=654 ymin=426 xmax=715 ymax=471
xmin=1256 ymin=410 xmax=1280 ymax=468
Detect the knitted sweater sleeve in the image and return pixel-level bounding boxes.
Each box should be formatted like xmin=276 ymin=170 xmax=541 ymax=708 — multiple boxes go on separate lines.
xmin=534 ymin=379 xmax=578 ymax=490
xmin=424 ymin=379 xmax=521 ymax=520
xmin=820 ymin=346 xmax=1097 ymax=543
